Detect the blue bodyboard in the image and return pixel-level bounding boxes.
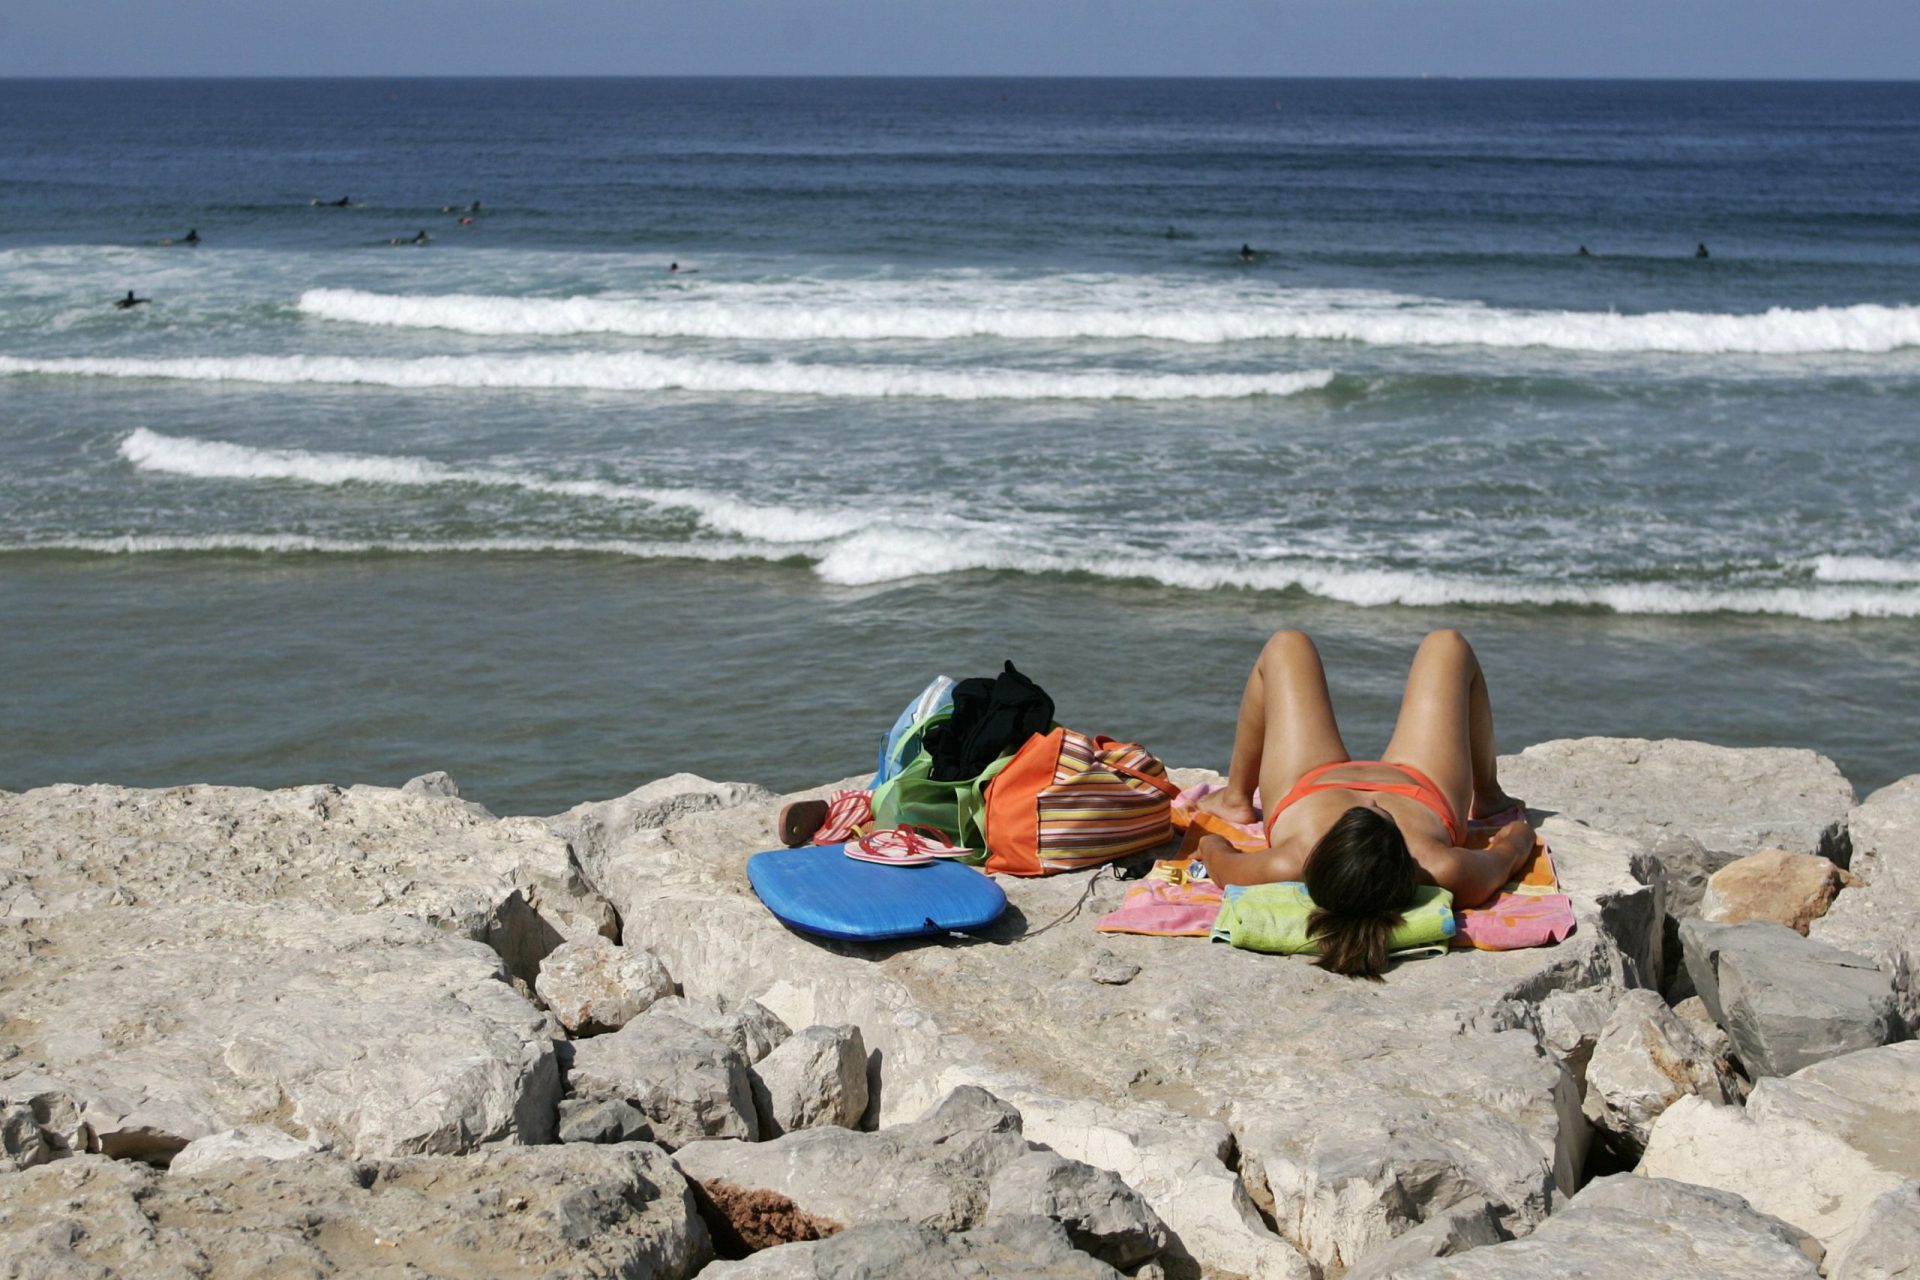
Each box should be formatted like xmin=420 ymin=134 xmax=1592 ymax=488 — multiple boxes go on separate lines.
xmin=748 ymin=845 xmax=1008 ymax=942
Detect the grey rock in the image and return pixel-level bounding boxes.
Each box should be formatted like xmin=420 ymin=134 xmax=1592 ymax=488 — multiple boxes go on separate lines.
xmin=1386 ymin=1175 xmax=1821 ymax=1278
xmin=1583 ymin=989 xmax=1738 ymax=1150
xmin=1823 ymin=1179 xmax=1920 ymax=1280
xmin=1498 ymin=737 xmax=1855 ymax=864
xmin=566 ymin=1023 xmax=759 ymax=1149
xmin=674 ymin=1086 xmax=1029 ymax=1237
xmin=631 ymin=994 xmax=793 ymax=1065
xmin=0 ymin=780 xmax=616 ymax=985
xmin=749 ymin=1024 xmax=869 ymax=1137
xmin=558 ymin=1098 xmax=654 ymax=1145
xmin=987 ymin=1150 xmax=1169 ymax=1269
xmin=1653 ymin=832 xmax=1742 ymax=925
xmin=166 ymin=1125 xmax=326 ymax=1176
xmin=1343 ymin=1196 xmax=1507 ymax=1280
xmin=0 ymin=906 xmax=558 ymax=1162
xmin=700 ymin=1214 xmax=1121 ymax=1278
xmin=544 ymin=773 xmax=775 ymax=901
xmin=0 ymin=1142 xmax=711 ymax=1278
xmin=1640 ymin=1041 xmax=1920 ymax=1250
xmin=1682 ymin=918 xmax=1897 ymax=1078
xmin=1812 ymin=775 xmax=1920 ymax=1036
xmin=1086 ymin=949 xmax=1141 ymax=986
xmin=401 ymin=770 xmax=461 ymax=798
xmin=1535 ymin=987 xmax=1616 ymax=1101
xmin=0 ymin=1092 xmax=87 ymax=1172
xmin=534 ymin=935 xmax=676 ymax=1034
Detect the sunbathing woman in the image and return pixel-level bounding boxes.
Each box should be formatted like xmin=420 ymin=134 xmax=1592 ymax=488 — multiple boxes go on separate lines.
xmin=1195 ymin=629 xmax=1535 ymax=980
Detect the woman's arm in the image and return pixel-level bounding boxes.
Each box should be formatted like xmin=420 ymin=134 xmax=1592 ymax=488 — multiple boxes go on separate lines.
xmin=1197 ymin=832 xmax=1305 ymax=887
xmin=1411 ymin=819 xmax=1537 ymax=908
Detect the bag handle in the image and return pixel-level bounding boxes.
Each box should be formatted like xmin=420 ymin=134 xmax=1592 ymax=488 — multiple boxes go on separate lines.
xmin=1096 ymin=739 xmax=1182 ymax=800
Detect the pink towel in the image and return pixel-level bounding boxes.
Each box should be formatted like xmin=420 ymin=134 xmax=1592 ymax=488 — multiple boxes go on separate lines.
xmin=1455 ymin=892 xmax=1577 ymax=950
xmin=1095 ymin=876 xmax=1225 ymax=937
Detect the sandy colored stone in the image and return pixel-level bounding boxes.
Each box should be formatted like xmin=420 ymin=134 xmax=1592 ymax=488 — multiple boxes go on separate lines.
xmin=534 ymin=935 xmax=676 ymax=1034
xmin=700 ymin=1214 xmax=1121 ymax=1278
xmin=0 ymin=1143 xmax=710 ymax=1278
xmin=1812 ymin=775 xmax=1920 ymax=1036
xmin=0 ymin=780 xmax=616 ymax=984
xmin=749 ymin=1024 xmax=869 ymax=1136
xmin=0 ymin=905 xmax=558 ymax=1162
xmin=1584 ymin=989 xmax=1739 ymax=1150
xmin=1703 ymin=849 xmax=1854 ymax=934
xmin=1639 ymin=1041 xmax=1920 ymax=1250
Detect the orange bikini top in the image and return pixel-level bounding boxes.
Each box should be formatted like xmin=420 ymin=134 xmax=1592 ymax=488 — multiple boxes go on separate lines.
xmin=1266 ymin=760 xmax=1465 ymax=846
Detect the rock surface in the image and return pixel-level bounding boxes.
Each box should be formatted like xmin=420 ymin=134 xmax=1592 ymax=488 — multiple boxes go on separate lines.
xmin=1639 ymin=1041 xmax=1920 ymax=1250
xmin=1682 ymin=918 xmax=1897 ymax=1078
xmin=1498 ymin=738 xmax=1854 ymax=864
xmin=700 ymin=1214 xmax=1122 ymax=1278
xmin=0 ymin=781 xmax=616 ymax=985
xmin=1703 ymin=849 xmax=1854 ymax=933
xmin=1822 ymin=1179 xmax=1920 ymax=1280
xmin=1583 ymin=989 xmax=1739 ymax=1150
xmin=557 ymin=1098 xmax=654 ymax=1145
xmin=749 ymin=1023 xmax=869 ymax=1136
xmin=988 ymin=1149 xmax=1170 ymax=1269
xmin=1381 ymin=1175 xmax=1821 ymax=1278
xmin=558 ymin=771 xmax=1670 ymax=1275
xmin=565 ymin=1023 xmax=760 ymax=1149
xmin=0 ymin=1143 xmax=711 ymax=1278
xmin=0 ymin=905 xmax=558 ymax=1161
xmin=535 ymin=935 xmax=677 ymax=1034
xmin=1812 ymin=775 xmax=1920 ymax=1036
xmin=630 ymin=994 xmax=793 ymax=1065
xmin=1342 ymin=1196 xmax=1506 ymax=1280
xmin=675 ymin=1086 xmax=1028 ymax=1238
xmin=166 ymin=1125 xmax=327 ymax=1177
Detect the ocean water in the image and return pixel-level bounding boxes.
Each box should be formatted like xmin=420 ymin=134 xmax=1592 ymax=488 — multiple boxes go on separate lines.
xmin=3 ymin=78 xmax=1917 ymax=813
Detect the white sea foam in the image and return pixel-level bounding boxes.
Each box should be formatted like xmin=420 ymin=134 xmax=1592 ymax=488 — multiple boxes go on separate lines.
xmin=14 ymin=528 xmax=1914 ymax=620
xmin=117 ymin=428 xmax=870 ymax=543
xmin=1 ymin=354 xmax=1337 ymax=401
xmin=297 ymin=285 xmax=1920 ymax=355
xmin=1809 ymin=554 xmax=1920 ymax=583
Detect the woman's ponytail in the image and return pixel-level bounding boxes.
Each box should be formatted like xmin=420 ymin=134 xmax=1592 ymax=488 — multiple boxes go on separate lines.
xmin=1303 ymin=805 xmax=1419 ymax=982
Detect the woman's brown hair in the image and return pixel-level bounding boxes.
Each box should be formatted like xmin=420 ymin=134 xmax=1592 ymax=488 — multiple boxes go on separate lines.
xmin=1303 ymin=805 xmax=1418 ymax=981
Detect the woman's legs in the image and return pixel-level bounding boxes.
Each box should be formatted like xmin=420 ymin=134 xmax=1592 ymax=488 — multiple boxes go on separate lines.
xmin=1204 ymin=630 xmax=1350 ymax=824
xmin=1381 ymin=629 xmax=1514 ymax=826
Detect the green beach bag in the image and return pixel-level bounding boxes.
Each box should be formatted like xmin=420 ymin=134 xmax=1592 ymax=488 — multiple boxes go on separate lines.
xmin=869 ymin=709 xmax=1017 ymax=859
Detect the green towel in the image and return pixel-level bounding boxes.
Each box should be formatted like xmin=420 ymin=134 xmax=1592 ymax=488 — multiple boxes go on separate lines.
xmin=1212 ymin=882 xmax=1456 ymax=956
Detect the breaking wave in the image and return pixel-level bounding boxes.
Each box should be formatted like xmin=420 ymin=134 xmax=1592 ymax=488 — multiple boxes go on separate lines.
xmin=0 ymin=354 xmax=1337 ymax=402
xmin=117 ymin=428 xmax=870 ymax=543
xmin=297 ymin=285 xmax=1920 ymax=355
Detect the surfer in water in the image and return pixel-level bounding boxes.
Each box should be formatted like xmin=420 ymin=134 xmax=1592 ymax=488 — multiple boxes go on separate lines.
xmin=669 ymin=262 xmax=699 ymax=274
xmin=311 ymin=195 xmax=354 ymax=208
xmin=114 ymin=291 xmax=148 ymax=310
xmin=389 ymin=229 xmax=431 ymax=246
xmin=1239 ymin=243 xmax=1259 ymax=262
xmin=1577 ymin=245 xmax=1591 ymax=257
xmin=1696 ymin=242 xmax=1710 ymax=259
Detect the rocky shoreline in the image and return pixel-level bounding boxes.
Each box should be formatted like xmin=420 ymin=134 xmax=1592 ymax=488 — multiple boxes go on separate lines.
xmin=2 ymin=737 xmax=1915 ymax=1278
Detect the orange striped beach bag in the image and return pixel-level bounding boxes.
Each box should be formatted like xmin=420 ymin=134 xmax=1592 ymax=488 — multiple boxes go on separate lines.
xmin=981 ymin=729 xmax=1181 ymax=876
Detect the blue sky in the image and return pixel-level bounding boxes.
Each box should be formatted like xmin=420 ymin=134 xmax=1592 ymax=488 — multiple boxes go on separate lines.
xmin=3 ymin=1 xmax=1915 ymax=78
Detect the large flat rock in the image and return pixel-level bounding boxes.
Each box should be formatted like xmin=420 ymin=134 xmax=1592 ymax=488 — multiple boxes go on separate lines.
xmin=1377 ymin=1174 xmax=1821 ymax=1279
xmin=1499 ymin=738 xmax=1854 ymax=864
xmin=1639 ymin=1041 xmax=1920 ymax=1250
xmin=0 ymin=781 xmax=614 ymax=982
xmin=547 ymin=772 xmax=1666 ymax=1275
xmin=0 ymin=905 xmax=558 ymax=1161
xmin=1812 ymin=775 xmax=1920 ymax=1034
xmin=0 ymin=1142 xmax=711 ymax=1278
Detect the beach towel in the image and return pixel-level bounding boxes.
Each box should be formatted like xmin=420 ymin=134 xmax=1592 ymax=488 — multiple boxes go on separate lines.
xmin=1093 ymin=858 xmax=1223 ymax=936
xmin=1211 ymin=882 xmax=1456 ymax=958
xmin=1170 ymin=782 xmax=1268 ymax=854
xmin=1453 ymin=808 xmax=1576 ymax=950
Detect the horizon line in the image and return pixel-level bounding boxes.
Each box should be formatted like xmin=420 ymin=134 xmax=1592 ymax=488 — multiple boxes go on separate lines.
xmin=4 ymin=72 xmax=1918 ymax=84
